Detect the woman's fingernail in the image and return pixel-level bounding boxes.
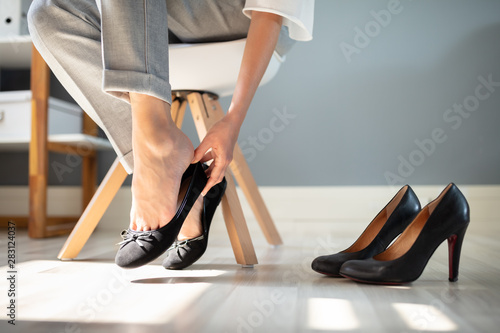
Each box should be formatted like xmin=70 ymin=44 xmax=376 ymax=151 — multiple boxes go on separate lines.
xmin=201 ymin=191 xmax=206 ymax=197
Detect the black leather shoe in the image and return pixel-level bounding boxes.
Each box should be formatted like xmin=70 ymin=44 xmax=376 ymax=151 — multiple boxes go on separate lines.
xmin=162 ymin=176 xmax=227 ymax=270
xmin=115 ymin=162 xmax=207 ymax=269
xmin=340 ymin=183 xmax=470 ymax=284
xmin=311 ymin=185 xmax=421 ymax=277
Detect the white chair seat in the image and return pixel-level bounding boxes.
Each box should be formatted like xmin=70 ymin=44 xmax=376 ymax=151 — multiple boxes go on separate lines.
xmin=169 ymin=38 xmax=283 ymax=97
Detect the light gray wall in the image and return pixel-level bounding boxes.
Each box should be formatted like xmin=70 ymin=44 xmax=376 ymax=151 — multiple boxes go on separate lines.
xmin=227 ymin=0 xmax=500 ymax=186
xmin=1 ymin=0 xmax=499 ymax=186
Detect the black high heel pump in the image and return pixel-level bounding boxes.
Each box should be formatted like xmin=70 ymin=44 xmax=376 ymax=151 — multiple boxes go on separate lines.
xmin=312 ymin=185 xmax=421 ymax=276
xmin=340 ymin=183 xmax=470 ymax=284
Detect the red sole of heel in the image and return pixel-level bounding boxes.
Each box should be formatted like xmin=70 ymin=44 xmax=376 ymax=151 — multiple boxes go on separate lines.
xmin=448 ymin=233 xmax=459 ymax=282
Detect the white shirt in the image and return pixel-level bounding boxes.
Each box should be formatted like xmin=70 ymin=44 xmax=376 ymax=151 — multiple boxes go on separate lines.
xmin=243 ymin=0 xmax=315 ymax=41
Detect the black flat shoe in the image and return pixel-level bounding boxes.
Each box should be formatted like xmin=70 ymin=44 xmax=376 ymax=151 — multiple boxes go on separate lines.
xmin=340 ymin=183 xmax=470 ymax=284
xmin=162 ymin=175 xmax=227 ymax=270
xmin=115 ymin=162 xmax=207 ymax=269
xmin=311 ymin=185 xmax=421 ymax=277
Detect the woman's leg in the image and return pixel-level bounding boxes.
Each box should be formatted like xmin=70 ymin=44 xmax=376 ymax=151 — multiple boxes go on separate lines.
xmin=97 ymin=0 xmax=195 ymax=231
xmin=28 ymin=0 xmax=193 ymax=232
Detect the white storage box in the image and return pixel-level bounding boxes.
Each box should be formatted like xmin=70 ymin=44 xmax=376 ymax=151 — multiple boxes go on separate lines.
xmin=0 ymin=90 xmax=82 ymax=141
xmin=0 ymin=0 xmax=32 ymax=37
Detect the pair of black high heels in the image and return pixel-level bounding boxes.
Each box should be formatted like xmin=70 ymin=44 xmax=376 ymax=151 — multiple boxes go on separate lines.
xmin=115 ymin=162 xmax=226 ymax=269
xmin=312 ymin=183 xmax=470 ymax=284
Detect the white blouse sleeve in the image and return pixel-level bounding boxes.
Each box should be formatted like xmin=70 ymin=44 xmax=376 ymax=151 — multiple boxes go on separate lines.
xmin=243 ymin=0 xmax=315 ymax=41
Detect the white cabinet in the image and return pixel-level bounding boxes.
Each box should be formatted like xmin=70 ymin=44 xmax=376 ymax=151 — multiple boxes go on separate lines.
xmin=0 ymin=0 xmax=32 ymax=37
xmin=0 ymin=90 xmax=82 ymax=139
xmin=0 ymin=90 xmax=112 ymax=151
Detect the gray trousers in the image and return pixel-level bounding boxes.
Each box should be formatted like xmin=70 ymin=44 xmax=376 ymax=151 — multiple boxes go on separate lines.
xmin=27 ymin=0 xmax=255 ymax=173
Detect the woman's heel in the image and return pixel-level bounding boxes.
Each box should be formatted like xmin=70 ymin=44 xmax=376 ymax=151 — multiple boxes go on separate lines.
xmin=447 ymin=224 xmax=468 ymax=282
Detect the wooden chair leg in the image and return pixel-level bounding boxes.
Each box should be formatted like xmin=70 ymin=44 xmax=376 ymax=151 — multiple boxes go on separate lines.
xmin=82 ymin=113 xmax=98 ymax=209
xmin=81 ymin=151 xmax=97 ymax=209
xmin=221 ymin=171 xmax=258 ymax=265
xmin=58 ymin=158 xmax=128 ymax=259
xmin=171 ymin=96 xmax=187 ymax=128
xmin=230 ymin=144 xmax=282 ymax=245
xmin=188 ymin=92 xmax=258 ymax=265
xmin=198 ymin=93 xmax=283 ymax=246
xmin=29 ymin=45 xmax=50 ymax=238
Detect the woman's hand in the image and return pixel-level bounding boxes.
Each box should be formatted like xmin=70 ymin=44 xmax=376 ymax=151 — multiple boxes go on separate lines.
xmin=192 ymin=114 xmax=241 ymax=196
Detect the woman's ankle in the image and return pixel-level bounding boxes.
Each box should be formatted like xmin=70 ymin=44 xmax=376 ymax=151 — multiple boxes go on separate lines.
xmin=130 ymin=93 xmax=179 ymax=147
xmin=131 ymin=93 xmax=174 ymax=126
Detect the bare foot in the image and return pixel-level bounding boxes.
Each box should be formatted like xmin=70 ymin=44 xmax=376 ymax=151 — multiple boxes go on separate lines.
xmin=129 ymin=93 xmax=194 ymax=231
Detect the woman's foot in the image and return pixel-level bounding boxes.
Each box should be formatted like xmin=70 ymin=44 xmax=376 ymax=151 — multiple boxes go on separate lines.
xmin=177 ymin=195 xmax=204 ymax=241
xmin=116 ymin=162 xmax=208 ymax=268
xmin=129 ymin=93 xmax=194 ymax=231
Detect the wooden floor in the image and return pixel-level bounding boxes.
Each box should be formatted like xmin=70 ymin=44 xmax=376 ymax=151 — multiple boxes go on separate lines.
xmin=1 ymin=189 xmax=499 ymax=333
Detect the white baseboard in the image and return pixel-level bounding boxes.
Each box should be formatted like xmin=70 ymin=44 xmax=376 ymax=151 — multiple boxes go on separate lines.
xmin=1 ymin=185 xmax=498 ymax=231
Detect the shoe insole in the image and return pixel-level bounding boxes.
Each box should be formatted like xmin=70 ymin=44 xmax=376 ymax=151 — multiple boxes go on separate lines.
xmin=344 ymin=186 xmax=407 ymax=253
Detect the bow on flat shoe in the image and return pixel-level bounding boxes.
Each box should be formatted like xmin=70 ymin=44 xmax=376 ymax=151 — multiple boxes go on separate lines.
xmin=117 ymin=229 xmax=155 ymax=248
xmin=115 ymin=162 xmax=207 ymax=269
xmin=168 ymin=235 xmax=205 ymax=252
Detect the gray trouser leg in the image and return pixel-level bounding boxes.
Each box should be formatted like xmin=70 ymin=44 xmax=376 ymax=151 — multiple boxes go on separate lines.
xmin=99 ymin=0 xmax=172 ymax=105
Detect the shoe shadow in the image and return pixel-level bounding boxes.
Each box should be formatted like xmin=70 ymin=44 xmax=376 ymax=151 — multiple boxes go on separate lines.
xmin=131 ymin=263 xmax=283 ymax=284
xmin=131 ymin=276 xmax=229 ymax=284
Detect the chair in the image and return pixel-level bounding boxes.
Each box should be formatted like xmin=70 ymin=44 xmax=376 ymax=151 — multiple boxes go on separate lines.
xmin=57 ymin=39 xmax=283 ymax=266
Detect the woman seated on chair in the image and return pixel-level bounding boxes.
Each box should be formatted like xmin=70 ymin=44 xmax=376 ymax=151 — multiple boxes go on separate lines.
xmin=28 ymin=0 xmax=314 ymax=269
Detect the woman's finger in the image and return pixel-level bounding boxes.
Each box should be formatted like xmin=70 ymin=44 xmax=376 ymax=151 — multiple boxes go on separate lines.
xmin=205 ymin=161 xmax=216 ymax=177
xmin=199 ymin=150 xmax=214 ymax=163
xmin=192 ymin=138 xmax=211 ymax=163
xmin=201 ymin=162 xmax=226 ymax=196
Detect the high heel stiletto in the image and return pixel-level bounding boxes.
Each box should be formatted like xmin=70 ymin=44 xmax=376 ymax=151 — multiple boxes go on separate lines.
xmin=162 ymin=176 xmax=227 ymax=270
xmin=311 ymin=185 xmax=421 ymax=276
xmin=115 ymin=162 xmax=207 ymax=269
xmin=340 ymin=183 xmax=470 ymax=284
xmin=448 ymin=224 xmax=468 ymax=282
